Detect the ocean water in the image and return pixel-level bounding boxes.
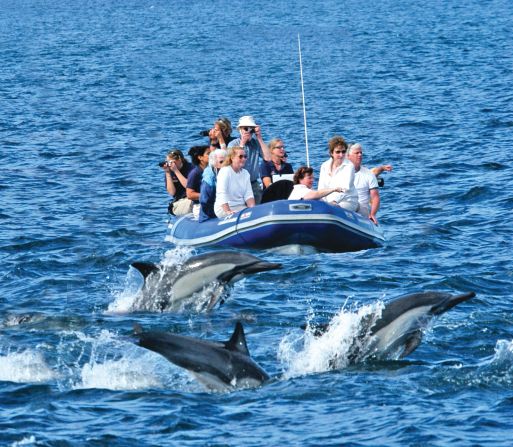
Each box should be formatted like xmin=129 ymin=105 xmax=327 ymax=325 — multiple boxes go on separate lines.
xmin=1 ymin=0 xmax=513 ymax=445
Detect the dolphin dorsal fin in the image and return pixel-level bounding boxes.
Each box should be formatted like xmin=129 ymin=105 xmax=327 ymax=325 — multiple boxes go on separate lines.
xmin=131 ymin=262 xmax=159 ymax=279
xmin=225 ymin=322 xmax=250 ymax=356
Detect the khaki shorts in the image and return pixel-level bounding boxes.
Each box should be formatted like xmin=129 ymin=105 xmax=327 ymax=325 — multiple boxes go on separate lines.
xmin=172 ymin=198 xmax=193 ymax=216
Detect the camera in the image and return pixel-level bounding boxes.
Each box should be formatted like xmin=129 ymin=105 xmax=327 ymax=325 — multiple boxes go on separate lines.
xmin=158 ymin=160 xmax=167 ymax=167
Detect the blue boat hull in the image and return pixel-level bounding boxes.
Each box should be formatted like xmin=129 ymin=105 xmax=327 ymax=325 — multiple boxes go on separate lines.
xmin=166 ymin=200 xmax=385 ymax=253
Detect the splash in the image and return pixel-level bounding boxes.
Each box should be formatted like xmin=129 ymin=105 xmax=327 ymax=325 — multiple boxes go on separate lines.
xmin=11 ymin=436 xmax=37 ymax=447
xmin=279 ymin=301 xmax=383 ymax=379
xmin=106 ymin=246 xmax=194 ymax=313
xmin=77 ymin=357 xmax=162 ymax=390
xmin=61 ymin=329 xmax=163 ymax=391
xmin=267 ymin=244 xmax=319 ymax=255
xmin=0 ymin=349 xmax=56 ymax=383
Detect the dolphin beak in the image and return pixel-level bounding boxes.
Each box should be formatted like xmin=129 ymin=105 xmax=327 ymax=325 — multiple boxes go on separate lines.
xmin=244 ymin=261 xmax=282 ymax=274
xmin=217 ymin=261 xmax=281 ymax=283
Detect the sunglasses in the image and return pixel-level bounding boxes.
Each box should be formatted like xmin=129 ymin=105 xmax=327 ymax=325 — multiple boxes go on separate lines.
xmin=274 ymin=145 xmax=285 ymax=149
xmin=238 ymin=154 xmax=248 ymax=159
xmin=334 ymin=150 xmax=347 ymax=154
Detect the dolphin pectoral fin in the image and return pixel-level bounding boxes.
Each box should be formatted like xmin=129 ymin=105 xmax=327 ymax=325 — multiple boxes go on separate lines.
xmin=400 ymin=330 xmax=424 ymax=358
xmin=224 ymin=322 xmax=250 ymax=356
xmin=131 ymin=262 xmax=160 ymax=279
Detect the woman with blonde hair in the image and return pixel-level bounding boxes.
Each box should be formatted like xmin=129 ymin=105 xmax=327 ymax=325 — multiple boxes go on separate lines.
xmin=214 ymin=147 xmax=255 ymax=218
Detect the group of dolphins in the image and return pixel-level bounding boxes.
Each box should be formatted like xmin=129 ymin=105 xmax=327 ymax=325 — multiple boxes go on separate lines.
xmin=131 ymin=251 xmax=475 ymax=392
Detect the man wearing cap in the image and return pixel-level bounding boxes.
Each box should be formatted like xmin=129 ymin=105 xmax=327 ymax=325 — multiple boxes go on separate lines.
xmin=228 ymin=116 xmax=271 ymax=204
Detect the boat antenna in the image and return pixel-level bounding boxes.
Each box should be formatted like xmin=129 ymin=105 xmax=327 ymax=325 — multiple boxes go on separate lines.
xmin=298 ymin=34 xmax=310 ymax=167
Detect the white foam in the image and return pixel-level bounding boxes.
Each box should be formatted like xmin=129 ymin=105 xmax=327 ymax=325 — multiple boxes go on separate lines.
xmin=279 ymin=302 xmax=381 ymax=379
xmin=76 ymin=357 xmax=162 ymax=390
xmin=0 ymin=350 xmax=56 ymax=383
xmin=267 ymin=244 xmax=318 ymax=255
xmin=491 ymin=339 xmax=513 ymax=365
xmin=105 ymin=246 xmax=194 ymax=314
xmin=11 ymin=436 xmax=37 ymax=446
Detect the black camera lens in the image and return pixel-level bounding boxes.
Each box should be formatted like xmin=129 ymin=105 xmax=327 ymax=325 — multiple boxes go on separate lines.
xmin=158 ymin=161 xmax=166 ymax=167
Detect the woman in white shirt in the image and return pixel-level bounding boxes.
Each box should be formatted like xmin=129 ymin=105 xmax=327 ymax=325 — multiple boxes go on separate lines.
xmin=214 ymin=147 xmax=255 ymax=218
xmin=289 ymin=166 xmax=342 ymax=200
xmin=317 ymin=135 xmax=359 ymax=212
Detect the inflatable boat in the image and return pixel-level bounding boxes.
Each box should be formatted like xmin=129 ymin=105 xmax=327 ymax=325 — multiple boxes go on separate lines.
xmin=166 ymin=199 xmax=385 ymax=253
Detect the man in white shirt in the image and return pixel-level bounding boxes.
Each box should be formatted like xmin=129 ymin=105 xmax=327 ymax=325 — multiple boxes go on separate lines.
xmin=347 ymin=144 xmax=382 ymax=224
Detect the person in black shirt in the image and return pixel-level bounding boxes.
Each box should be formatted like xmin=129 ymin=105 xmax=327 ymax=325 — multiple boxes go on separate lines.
xmin=161 ymin=149 xmax=193 ymax=215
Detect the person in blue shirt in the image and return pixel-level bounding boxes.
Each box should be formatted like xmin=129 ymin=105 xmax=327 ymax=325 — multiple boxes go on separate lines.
xmin=228 ymin=115 xmax=271 ymax=204
xmin=186 ymin=145 xmax=211 ymax=219
xmin=199 ymin=148 xmax=227 ymax=222
xmin=260 ymin=138 xmax=294 ymax=189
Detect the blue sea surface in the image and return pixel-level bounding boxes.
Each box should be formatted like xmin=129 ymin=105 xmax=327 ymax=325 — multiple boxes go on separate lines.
xmin=1 ymin=0 xmax=513 ymax=445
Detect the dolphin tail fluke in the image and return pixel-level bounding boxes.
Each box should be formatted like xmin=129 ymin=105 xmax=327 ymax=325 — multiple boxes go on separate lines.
xmin=224 ymin=322 xmax=250 ymax=356
xmin=432 ymin=291 xmax=476 ymax=315
xmin=131 ymin=262 xmax=160 ymax=279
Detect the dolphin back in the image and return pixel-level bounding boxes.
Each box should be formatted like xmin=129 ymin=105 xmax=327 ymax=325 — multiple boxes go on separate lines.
xmin=372 ymin=291 xmax=475 ymax=333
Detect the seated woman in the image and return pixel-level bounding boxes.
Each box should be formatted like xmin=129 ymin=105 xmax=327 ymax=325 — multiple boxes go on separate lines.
xmin=199 ymin=149 xmax=227 ymax=222
xmin=289 ymin=166 xmax=342 ymax=200
xmin=259 ymin=138 xmax=294 ymax=189
xmin=214 ymin=147 xmax=255 ymax=218
xmin=186 ymin=145 xmax=211 ymax=219
xmin=318 ymin=135 xmax=359 ymax=211
xmin=161 ymin=149 xmax=193 ymax=215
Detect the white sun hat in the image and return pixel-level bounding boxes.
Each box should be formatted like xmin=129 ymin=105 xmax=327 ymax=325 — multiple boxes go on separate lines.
xmin=237 ymin=115 xmax=257 ymax=128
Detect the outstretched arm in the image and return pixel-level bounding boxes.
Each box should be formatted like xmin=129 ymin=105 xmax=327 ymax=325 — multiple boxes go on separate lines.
xmin=371 ymin=164 xmax=393 ymax=177
xmin=304 ymin=187 xmax=342 ymax=200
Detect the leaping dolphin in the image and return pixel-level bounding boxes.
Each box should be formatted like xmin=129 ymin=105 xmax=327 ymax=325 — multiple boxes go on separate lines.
xmin=134 ymin=322 xmax=269 ymax=391
xmin=130 ymin=251 xmax=281 ymax=312
xmin=307 ymin=291 xmax=476 ymax=363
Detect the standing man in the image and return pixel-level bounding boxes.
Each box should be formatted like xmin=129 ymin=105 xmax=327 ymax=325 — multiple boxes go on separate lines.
xmin=347 ymin=143 xmax=384 ymax=225
xmin=228 ymin=115 xmax=271 ymax=204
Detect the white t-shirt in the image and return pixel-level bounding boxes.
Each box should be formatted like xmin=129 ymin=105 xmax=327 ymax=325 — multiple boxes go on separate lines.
xmin=318 ymin=158 xmax=358 ymax=207
xmin=354 ymin=166 xmax=379 ymax=215
xmin=288 ymin=184 xmax=310 ymax=200
xmin=214 ymin=166 xmax=254 ymax=216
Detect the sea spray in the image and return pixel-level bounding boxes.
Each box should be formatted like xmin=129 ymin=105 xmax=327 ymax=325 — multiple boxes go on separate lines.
xmin=279 ymin=301 xmax=383 ymax=379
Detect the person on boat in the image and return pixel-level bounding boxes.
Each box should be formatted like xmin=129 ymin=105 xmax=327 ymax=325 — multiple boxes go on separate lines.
xmin=199 ymin=148 xmax=227 ymax=222
xmin=161 ymin=149 xmax=193 ymax=215
xmin=186 ymin=145 xmax=211 ymax=219
xmin=370 ymin=164 xmax=393 ymax=177
xmin=318 ymin=136 xmax=359 ymax=211
xmin=207 ymin=117 xmax=235 ymax=150
xmin=214 ymin=147 xmax=255 ymax=218
xmin=260 ymin=138 xmax=294 ymax=189
xmin=228 ymin=116 xmax=271 ymax=205
xmin=347 ymin=143 xmax=391 ymax=225
xmin=288 ymin=166 xmax=343 ymax=200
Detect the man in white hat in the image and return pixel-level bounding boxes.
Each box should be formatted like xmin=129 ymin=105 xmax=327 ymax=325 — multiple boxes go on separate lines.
xmin=228 ymin=115 xmax=271 ymax=204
